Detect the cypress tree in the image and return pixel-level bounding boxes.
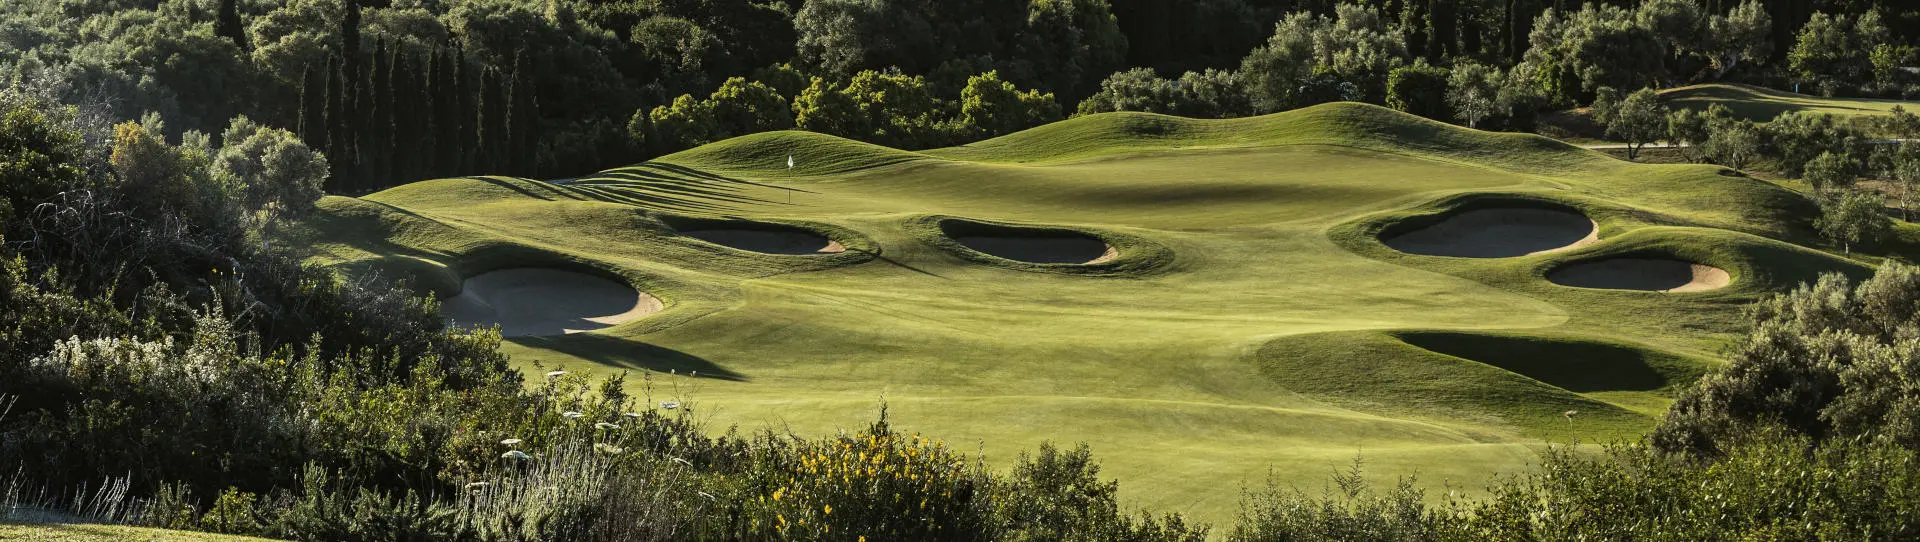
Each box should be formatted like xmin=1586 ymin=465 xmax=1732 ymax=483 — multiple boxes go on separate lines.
xmin=216 ymin=0 xmax=248 ymax=52
xmin=341 ymin=0 xmax=362 ymax=75
xmin=415 ymin=50 xmax=438 ymax=180
xmin=321 ymin=54 xmax=345 ymax=191
xmin=437 ymin=47 xmax=466 ymax=175
xmin=297 ymin=65 xmax=323 ymax=144
xmin=335 ymin=56 xmax=362 ymax=192
xmin=507 ymin=50 xmax=539 ymax=177
xmin=480 ymin=68 xmax=506 ymax=173
xmin=366 ymin=39 xmax=391 ymax=189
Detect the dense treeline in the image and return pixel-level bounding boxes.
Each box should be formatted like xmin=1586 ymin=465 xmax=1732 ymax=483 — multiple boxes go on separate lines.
xmin=2 ymin=0 xmax=1911 ymax=195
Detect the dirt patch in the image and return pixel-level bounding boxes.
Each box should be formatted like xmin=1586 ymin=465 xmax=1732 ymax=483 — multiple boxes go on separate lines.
xmin=1547 ymin=258 xmax=1731 ymax=292
xmin=1384 ymin=208 xmax=1598 ymax=258
xmin=954 ymin=235 xmax=1116 ymax=264
xmin=441 ymin=268 xmax=662 ymax=336
xmin=681 ymin=228 xmax=846 ymax=255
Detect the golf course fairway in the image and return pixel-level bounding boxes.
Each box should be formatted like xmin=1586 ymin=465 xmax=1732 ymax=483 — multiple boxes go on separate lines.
xmin=296 ymin=103 xmax=1869 ymax=525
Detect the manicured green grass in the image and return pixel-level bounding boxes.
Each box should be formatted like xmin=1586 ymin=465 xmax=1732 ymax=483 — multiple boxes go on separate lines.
xmin=0 ymin=523 xmax=278 ymax=541
xmin=1662 ymin=83 xmax=1919 ymax=122
xmin=293 ymin=103 xmax=1875 ymax=527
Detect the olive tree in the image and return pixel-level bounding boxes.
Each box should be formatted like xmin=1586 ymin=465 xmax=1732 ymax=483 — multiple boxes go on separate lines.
xmin=1604 ymin=88 xmax=1668 ymax=160
xmin=1656 ymin=263 xmax=1920 ymax=457
xmin=1667 ymin=108 xmax=1709 ymax=162
xmin=1814 ymin=189 xmax=1890 ymax=255
xmin=1703 ymin=117 xmax=1761 ymax=171
xmin=1445 ymin=62 xmax=1501 ymax=129
xmin=1803 ymin=151 xmax=1857 ymax=194
xmin=1893 ymin=142 xmax=1920 ymax=221
xmin=211 ymin=116 xmax=328 ymax=229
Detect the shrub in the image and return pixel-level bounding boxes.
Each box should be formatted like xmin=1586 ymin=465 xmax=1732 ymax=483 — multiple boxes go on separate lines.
xmin=1385 ymin=60 xmax=1450 ymax=120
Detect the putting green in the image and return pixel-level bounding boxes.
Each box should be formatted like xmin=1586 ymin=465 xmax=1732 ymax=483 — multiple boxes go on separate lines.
xmin=294 ymin=103 xmax=1870 ymax=526
xmin=1662 ymin=83 xmax=1920 ymax=122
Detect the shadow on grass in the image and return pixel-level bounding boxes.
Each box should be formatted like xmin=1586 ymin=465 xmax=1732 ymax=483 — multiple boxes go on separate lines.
xmin=470 ymin=176 xmax=588 ymax=202
xmin=509 ymin=333 xmax=747 ymax=382
xmin=1394 ymin=331 xmax=1669 ymax=392
xmin=565 ymin=163 xmax=824 ymax=213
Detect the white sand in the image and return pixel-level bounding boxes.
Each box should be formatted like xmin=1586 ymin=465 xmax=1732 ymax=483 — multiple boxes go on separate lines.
xmin=441 ymin=268 xmax=661 ymax=337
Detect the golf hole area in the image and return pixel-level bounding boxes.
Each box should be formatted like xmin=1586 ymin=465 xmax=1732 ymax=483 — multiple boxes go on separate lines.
xmin=940 ymin=219 xmax=1118 ymax=265
xmin=665 ymin=217 xmax=846 ymax=255
xmin=1384 ymin=206 xmax=1598 ymax=258
xmin=1547 ymin=258 xmax=1731 ymax=292
xmin=441 ymin=268 xmax=662 ymax=337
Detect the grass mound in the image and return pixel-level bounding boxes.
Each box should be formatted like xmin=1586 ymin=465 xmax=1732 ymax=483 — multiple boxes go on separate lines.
xmin=442 ymin=268 xmax=662 ymax=337
xmin=931 ymin=103 xmax=1602 ymax=174
xmin=1383 ymin=205 xmax=1598 ymax=258
xmin=655 ymin=130 xmax=932 ymax=177
xmin=1250 ymin=329 xmax=1662 ymax=439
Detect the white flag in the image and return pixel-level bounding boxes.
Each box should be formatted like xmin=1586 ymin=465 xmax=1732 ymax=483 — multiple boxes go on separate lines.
xmin=787 ymin=155 xmax=794 ymax=169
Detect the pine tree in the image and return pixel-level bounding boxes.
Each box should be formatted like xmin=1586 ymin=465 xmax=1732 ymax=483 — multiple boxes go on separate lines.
xmin=216 ymin=0 xmax=248 ymax=52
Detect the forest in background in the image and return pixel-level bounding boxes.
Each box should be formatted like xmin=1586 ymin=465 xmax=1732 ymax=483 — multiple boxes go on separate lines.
xmin=1 ymin=0 xmax=1913 ymax=195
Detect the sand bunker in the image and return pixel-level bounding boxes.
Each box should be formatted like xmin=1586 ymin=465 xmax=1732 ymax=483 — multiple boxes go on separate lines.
xmin=441 ymin=268 xmax=662 ymax=336
xmin=1384 ymin=208 xmax=1598 ymax=258
xmin=1547 ymin=258 xmax=1731 ymax=292
xmin=953 ymin=234 xmax=1117 ymax=264
xmin=679 ymin=228 xmax=845 ymax=255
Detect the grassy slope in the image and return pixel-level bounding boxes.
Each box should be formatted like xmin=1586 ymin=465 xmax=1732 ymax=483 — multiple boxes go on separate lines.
xmin=295 ymin=103 xmax=1870 ymax=527
xmin=1661 ymin=83 xmax=1919 ymax=122
xmin=0 ymin=523 xmax=277 ymax=541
